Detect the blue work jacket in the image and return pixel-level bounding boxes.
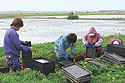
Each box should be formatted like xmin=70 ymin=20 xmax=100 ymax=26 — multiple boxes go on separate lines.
xmin=4 ymin=26 xmax=31 ymax=57
xmin=55 ymin=34 xmax=76 ymax=54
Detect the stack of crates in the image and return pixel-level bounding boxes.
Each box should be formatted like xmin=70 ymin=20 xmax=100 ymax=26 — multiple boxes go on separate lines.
xmin=101 ymin=44 xmax=125 ymax=65
xmin=102 ymin=52 xmax=125 ymax=65
xmin=30 ymin=57 xmax=55 ymax=75
xmin=62 ymin=62 xmax=92 ymax=83
xmin=22 ymin=41 xmax=32 ymax=68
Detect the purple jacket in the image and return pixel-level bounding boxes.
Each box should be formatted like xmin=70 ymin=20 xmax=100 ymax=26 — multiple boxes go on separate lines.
xmin=4 ymin=26 xmax=31 ymax=57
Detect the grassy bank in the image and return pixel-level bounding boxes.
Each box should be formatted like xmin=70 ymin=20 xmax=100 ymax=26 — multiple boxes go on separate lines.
xmin=0 ymin=35 xmax=125 ymax=83
xmin=79 ymin=18 xmax=125 ymax=20
xmin=0 ymin=13 xmax=125 ymax=18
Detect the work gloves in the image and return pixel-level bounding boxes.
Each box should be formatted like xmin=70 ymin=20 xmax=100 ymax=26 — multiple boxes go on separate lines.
xmin=70 ymin=52 xmax=74 ymax=59
xmin=86 ymin=44 xmax=96 ymax=48
xmin=62 ymin=52 xmax=74 ymax=59
xmin=85 ymin=44 xmax=89 ymax=47
xmin=62 ymin=53 xmax=68 ymax=59
xmin=92 ymin=45 xmax=96 ymax=48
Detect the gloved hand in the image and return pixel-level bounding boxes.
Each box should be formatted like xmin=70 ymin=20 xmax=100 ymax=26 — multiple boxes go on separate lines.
xmin=85 ymin=44 xmax=89 ymax=47
xmin=70 ymin=52 xmax=74 ymax=59
xmin=92 ymin=45 xmax=96 ymax=48
xmin=62 ymin=53 xmax=68 ymax=59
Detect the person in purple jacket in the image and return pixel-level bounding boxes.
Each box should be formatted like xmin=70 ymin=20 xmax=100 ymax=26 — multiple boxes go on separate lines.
xmin=4 ymin=18 xmax=34 ymax=72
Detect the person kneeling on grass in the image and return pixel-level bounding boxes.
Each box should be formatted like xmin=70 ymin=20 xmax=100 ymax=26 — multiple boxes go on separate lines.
xmin=82 ymin=27 xmax=103 ymax=58
xmin=4 ymin=18 xmax=34 ymax=72
xmin=54 ymin=33 xmax=77 ymax=60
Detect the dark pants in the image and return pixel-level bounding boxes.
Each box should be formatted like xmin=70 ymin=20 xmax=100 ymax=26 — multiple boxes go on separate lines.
xmin=6 ymin=56 xmax=20 ymax=71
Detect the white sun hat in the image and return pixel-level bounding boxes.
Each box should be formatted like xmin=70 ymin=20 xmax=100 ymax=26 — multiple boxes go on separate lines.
xmin=113 ymin=41 xmax=119 ymax=45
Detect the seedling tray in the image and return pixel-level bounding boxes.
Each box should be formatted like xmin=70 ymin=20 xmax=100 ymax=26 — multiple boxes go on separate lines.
xmin=86 ymin=47 xmax=96 ymax=58
xmin=30 ymin=57 xmax=55 ymax=75
xmin=104 ymin=52 xmax=125 ymax=62
xmin=0 ymin=66 xmax=10 ymax=73
xmin=106 ymin=44 xmax=125 ymax=58
xmin=62 ymin=71 xmax=92 ymax=83
xmin=57 ymin=59 xmax=75 ymax=68
xmin=103 ymin=53 xmax=119 ymax=63
xmin=102 ymin=52 xmax=125 ymax=65
xmin=101 ymin=56 xmax=118 ymax=65
xmin=87 ymin=60 xmax=111 ymax=67
xmin=62 ymin=62 xmax=92 ymax=82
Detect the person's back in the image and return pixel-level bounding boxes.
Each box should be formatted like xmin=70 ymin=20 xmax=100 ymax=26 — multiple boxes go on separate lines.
xmin=109 ymin=37 xmax=123 ymax=45
xmin=4 ymin=26 xmax=21 ymax=57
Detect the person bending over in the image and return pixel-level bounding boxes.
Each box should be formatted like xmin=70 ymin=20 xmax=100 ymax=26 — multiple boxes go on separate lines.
xmin=54 ymin=33 xmax=77 ymax=60
xmin=82 ymin=27 xmax=103 ymax=58
xmin=109 ymin=37 xmax=123 ymax=45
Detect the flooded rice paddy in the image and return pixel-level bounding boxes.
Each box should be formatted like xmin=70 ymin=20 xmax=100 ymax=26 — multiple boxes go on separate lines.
xmin=0 ymin=16 xmax=125 ymax=47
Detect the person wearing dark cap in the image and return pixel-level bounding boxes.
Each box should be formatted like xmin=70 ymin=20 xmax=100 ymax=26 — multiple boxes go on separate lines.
xmin=54 ymin=33 xmax=77 ymax=59
xmin=4 ymin=18 xmax=34 ymax=72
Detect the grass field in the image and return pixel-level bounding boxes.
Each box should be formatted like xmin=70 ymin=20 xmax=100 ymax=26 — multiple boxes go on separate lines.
xmin=0 ymin=35 xmax=125 ymax=83
xmin=0 ymin=13 xmax=125 ymax=19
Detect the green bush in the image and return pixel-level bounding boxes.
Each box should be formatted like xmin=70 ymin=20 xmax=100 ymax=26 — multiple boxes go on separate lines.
xmin=67 ymin=15 xmax=79 ymax=19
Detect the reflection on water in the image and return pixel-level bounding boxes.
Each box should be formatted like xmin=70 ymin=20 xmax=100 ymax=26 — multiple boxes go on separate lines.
xmin=0 ymin=18 xmax=125 ymax=47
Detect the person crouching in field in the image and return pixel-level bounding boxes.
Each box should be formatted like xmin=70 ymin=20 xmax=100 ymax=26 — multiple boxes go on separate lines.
xmin=109 ymin=37 xmax=123 ymax=45
xmin=82 ymin=27 xmax=103 ymax=58
xmin=54 ymin=33 xmax=77 ymax=60
xmin=4 ymin=18 xmax=34 ymax=72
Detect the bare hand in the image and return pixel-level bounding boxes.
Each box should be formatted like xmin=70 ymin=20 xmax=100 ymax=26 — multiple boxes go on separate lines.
xmin=24 ymin=41 xmax=28 ymax=44
xmin=30 ymin=47 xmax=34 ymax=52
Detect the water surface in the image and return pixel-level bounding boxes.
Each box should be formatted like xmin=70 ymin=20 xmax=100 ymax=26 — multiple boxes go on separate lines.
xmin=0 ymin=18 xmax=125 ymax=47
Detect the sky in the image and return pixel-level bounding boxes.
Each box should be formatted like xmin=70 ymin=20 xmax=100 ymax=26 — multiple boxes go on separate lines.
xmin=0 ymin=0 xmax=125 ymax=11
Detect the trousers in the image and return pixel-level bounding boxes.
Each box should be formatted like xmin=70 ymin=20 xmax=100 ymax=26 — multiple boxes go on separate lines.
xmin=54 ymin=45 xmax=68 ymax=58
xmin=6 ymin=55 xmax=20 ymax=69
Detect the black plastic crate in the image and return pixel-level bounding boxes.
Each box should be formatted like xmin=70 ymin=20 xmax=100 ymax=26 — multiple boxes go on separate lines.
xmin=62 ymin=62 xmax=92 ymax=83
xmin=106 ymin=44 xmax=125 ymax=58
xmin=21 ymin=41 xmax=31 ymax=46
xmin=22 ymin=41 xmax=32 ymax=68
xmin=86 ymin=47 xmax=96 ymax=58
xmin=30 ymin=57 xmax=55 ymax=75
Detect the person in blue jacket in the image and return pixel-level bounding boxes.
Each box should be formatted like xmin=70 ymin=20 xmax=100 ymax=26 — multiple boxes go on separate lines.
xmin=54 ymin=33 xmax=77 ymax=59
xmin=4 ymin=18 xmax=34 ymax=72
